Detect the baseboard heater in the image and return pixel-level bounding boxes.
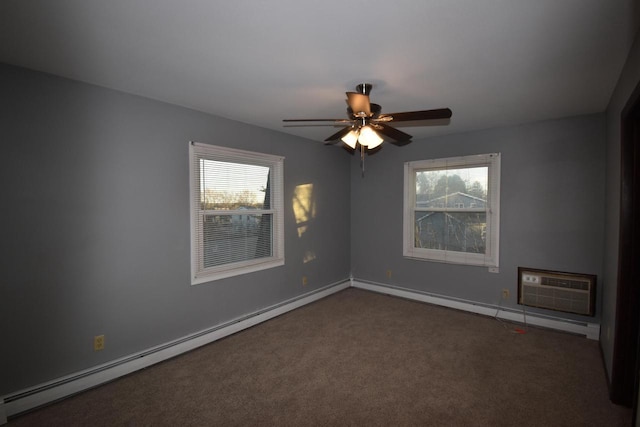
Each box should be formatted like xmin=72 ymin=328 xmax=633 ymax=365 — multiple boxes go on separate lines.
xmin=518 ymin=267 xmax=596 ymax=316
xmin=0 ymin=280 xmax=350 ymax=423
xmin=351 ymin=279 xmax=599 ymax=340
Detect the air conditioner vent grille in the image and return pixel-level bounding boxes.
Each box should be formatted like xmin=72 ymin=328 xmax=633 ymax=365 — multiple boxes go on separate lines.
xmin=518 ymin=267 xmax=596 ymax=316
xmin=541 ymin=277 xmax=589 ymax=290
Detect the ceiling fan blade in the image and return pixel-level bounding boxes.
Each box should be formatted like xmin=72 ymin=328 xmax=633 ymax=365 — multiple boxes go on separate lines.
xmin=370 ymin=103 xmax=381 ymax=117
xmin=283 ymin=118 xmax=351 ymax=122
xmin=324 ymin=126 xmax=353 ymax=142
xmin=346 ymin=92 xmax=371 ymax=117
xmin=381 ymin=108 xmax=452 ymax=122
xmin=374 ymin=123 xmax=413 ymax=142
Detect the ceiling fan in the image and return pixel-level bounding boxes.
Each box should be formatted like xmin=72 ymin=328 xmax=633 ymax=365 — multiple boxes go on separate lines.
xmin=283 ymin=83 xmax=452 ymax=152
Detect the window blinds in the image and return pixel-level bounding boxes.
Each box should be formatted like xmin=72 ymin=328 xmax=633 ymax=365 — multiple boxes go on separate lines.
xmin=190 ymin=142 xmax=284 ymax=284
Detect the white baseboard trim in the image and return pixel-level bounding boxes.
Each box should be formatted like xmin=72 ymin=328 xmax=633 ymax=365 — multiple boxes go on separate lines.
xmin=1 ymin=280 xmax=350 ymax=423
xmin=351 ymin=279 xmax=600 ymax=340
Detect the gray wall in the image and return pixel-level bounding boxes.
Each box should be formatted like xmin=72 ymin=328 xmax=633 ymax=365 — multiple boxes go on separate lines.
xmin=601 ymin=28 xmax=640 ymax=380
xmin=2 ymin=45 xmax=635 ymax=398
xmin=350 ymin=114 xmax=606 ymax=321
xmin=0 ymin=63 xmax=351 ymax=395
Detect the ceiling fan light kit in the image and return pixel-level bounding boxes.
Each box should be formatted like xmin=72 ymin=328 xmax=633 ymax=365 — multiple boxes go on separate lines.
xmin=355 ymin=125 xmax=383 ymax=148
xmin=341 ymin=128 xmax=359 ymax=149
xmin=283 ymin=83 xmax=452 ymax=174
xmin=341 ymin=125 xmax=383 ymax=149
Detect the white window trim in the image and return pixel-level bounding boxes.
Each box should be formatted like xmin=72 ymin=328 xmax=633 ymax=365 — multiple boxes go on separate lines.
xmin=189 ymin=142 xmax=285 ymax=285
xmin=403 ymin=153 xmax=500 ymax=267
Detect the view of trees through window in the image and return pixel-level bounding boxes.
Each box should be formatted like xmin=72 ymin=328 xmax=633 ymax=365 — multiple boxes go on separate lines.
xmin=415 ymin=167 xmax=487 ymax=203
xmin=414 ymin=166 xmax=488 ymax=254
xmin=201 ymin=188 xmax=263 ymax=210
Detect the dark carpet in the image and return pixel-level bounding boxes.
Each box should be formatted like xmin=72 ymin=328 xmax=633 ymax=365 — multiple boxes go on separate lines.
xmin=7 ymin=288 xmax=631 ymax=426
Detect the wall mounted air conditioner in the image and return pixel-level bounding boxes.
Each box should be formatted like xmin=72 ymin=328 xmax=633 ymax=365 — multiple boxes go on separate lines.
xmin=518 ymin=267 xmax=596 ymax=316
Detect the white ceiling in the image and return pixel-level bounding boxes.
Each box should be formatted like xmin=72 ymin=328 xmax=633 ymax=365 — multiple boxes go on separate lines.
xmin=1 ymin=0 xmax=639 ymax=142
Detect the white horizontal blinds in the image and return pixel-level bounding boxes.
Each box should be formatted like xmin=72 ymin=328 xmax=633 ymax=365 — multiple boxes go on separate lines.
xmin=200 ymin=158 xmax=272 ymax=268
xmin=191 ymin=142 xmax=284 ymax=280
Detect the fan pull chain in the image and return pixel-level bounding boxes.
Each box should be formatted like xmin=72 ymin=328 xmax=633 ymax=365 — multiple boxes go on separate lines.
xmin=360 ymin=144 xmax=365 ymax=177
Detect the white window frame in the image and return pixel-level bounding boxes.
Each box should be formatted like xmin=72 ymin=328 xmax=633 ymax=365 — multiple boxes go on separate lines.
xmin=403 ymin=153 xmax=500 ymax=267
xmin=189 ymin=142 xmax=285 ymax=285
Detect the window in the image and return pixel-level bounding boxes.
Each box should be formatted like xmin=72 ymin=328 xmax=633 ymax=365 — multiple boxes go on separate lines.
xmin=190 ymin=142 xmax=284 ymax=284
xmin=403 ymin=153 xmax=500 ymax=267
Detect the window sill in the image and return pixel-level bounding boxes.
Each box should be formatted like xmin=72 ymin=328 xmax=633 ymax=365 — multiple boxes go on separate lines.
xmin=191 ymin=257 xmax=285 ymax=285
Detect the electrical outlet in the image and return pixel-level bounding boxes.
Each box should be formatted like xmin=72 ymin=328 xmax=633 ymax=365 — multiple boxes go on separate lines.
xmin=386 ymin=269 xmax=392 ymax=278
xmin=302 ymin=276 xmax=308 ymax=286
xmin=502 ymin=289 xmax=510 ymax=299
xmin=94 ymin=335 xmax=105 ymax=351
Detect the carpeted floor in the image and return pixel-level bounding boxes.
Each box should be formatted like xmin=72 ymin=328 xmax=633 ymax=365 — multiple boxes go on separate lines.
xmin=7 ymin=288 xmax=631 ymax=426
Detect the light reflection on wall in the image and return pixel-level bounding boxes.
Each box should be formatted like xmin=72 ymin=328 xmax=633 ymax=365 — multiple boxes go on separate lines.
xmin=303 ymin=250 xmax=316 ymax=264
xmin=293 ymin=183 xmax=317 ymax=263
